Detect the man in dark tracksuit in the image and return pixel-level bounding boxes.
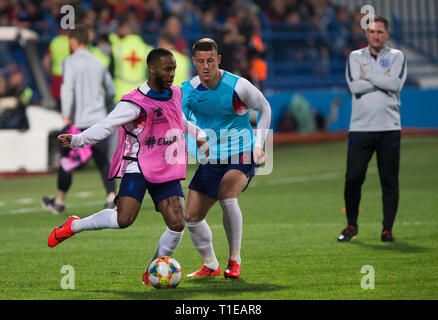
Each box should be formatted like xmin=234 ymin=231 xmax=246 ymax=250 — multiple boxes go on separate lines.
xmin=338 ymin=15 xmax=407 ymax=242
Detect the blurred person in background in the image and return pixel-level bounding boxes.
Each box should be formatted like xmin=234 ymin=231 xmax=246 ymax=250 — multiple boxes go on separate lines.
xmin=157 ymin=31 xmax=192 ymax=86
xmin=42 ymin=28 xmax=70 ymax=110
xmin=109 ymin=12 xmax=153 ymax=102
xmin=86 ymin=26 xmax=110 ymax=69
xmin=0 ymin=41 xmax=30 ymax=130
xmin=240 ymin=12 xmax=267 ymax=90
xmin=217 ymin=23 xmax=247 ymax=76
xmin=42 ymin=25 xmax=116 ymax=215
xmin=163 ymin=15 xmax=188 ymax=56
xmin=328 ymin=6 xmax=352 ymax=61
xmin=0 ymin=42 xmax=24 ymax=98
xmin=200 ymin=8 xmax=221 ymax=35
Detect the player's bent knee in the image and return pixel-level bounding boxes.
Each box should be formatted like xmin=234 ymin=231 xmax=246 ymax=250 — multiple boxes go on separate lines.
xmin=117 ymin=217 xmax=133 ymax=229
xmin=217 ymin=191 xmax=239 ymax=200
xmin=167 ymin=220 xmax=185 ymax=232
xmin=116 ymin=211 xmax=137 ymax=229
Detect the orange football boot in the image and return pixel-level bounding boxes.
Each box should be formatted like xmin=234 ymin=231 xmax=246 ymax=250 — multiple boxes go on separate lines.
xmin=48 ymin=216 xmax=80 ymax=247
xmin=224 ymin=259 xmax=241 ymax=279
xmin=187 ymin=265 xmax=221 ymax=278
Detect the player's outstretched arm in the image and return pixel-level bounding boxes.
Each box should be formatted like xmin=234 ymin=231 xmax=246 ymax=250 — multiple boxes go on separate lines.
xmin=67 ymin=101 xmax=140 ymax=148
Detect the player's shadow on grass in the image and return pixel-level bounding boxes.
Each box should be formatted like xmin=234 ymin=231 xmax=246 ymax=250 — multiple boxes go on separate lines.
xmin=350 ymin=240 xmax=431 ymax=253
xmin=79 ymin=278 xmax=289 ymax=300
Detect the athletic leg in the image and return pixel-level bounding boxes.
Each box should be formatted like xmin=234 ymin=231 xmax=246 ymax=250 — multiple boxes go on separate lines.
xmin=376 ymin=131 xmax=401 ymax=232
xmin=150 ymin=195 xmax=186 ymax=261
xmin=48 ymin=196 xmax=141 ymax=247
xmin=217 ymin=169 xmax=249 ymax=265
xmin=185 ymin=189 xmax=220 ymax=273
xmin=344 ymin=132 xmax=375 ymax=227
xmin=42 ymin=148 xmax=70 ymax=214
xmin=72 ymin=196 xmax=141 ymax=232
xmin=48 ymin=173 xmax=147 ymax=247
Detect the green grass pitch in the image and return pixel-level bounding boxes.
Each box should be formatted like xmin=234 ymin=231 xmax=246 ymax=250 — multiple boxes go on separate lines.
xmin=0 ymin=136 xmax=437 ymax=300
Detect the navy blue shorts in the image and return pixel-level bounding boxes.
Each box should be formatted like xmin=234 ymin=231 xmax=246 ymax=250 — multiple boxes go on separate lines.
xmin=116 ymin=173 xmax=184 ymax=211
xmin=188 ymin=152 xmax=258 ymax=200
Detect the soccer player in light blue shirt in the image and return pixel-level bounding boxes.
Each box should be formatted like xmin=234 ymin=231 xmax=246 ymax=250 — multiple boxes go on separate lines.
xmin=182 ymin=38 xmax=271 ymax=279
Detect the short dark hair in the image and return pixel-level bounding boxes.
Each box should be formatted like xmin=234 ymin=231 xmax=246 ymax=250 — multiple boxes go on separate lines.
xmin=68 ymin=24 xmax=89 ymax=45
xmin=192 ymin=38 xmax=218 ymax=54
xmin=146 ymin=48 xmax=173 ymax=65
xmin=371 ymin=15 xmax=389 ymax=30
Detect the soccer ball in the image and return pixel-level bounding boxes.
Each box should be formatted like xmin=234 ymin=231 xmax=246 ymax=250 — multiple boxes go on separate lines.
xmin=147 ymin=256 xmax=182 ymax=289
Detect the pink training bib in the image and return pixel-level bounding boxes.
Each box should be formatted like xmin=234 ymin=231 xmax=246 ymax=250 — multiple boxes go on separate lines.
xmin=109 ymin=86 xmax=187 ymax=183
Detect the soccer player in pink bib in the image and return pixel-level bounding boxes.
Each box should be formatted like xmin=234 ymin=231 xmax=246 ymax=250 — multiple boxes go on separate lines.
xmin=47 ymin=48 xmax=208 ymax=285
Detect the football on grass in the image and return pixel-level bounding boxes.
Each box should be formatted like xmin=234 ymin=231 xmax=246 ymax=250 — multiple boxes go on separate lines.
xmin=147 ymin=256 xmax=182 ymax=289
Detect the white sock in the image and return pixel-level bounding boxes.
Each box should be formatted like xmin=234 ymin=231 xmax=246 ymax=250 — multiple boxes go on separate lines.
xmin=185 ymin=220 xmax=219 ymax=270
xmin=71 ymin=209 xmax=119 ymax=233
xmin=219 ymin=198 xmax=242 ymax=264
xmin=151 ymin=227 xmax=184 ymax=261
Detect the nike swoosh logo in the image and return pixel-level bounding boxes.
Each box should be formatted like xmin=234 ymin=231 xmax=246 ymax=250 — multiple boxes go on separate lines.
xmin=198 ymin=99 xmax=207 ymax=103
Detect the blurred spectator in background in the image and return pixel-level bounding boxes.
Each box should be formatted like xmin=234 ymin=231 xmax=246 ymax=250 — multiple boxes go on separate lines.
xmin=87 ymin=26 xmax=110 ymax=69
xmin=288 ymin=94 xmax=316 ymax=133
xmin=329 ymin=6 xmax=352 ymax=61
xmin=165 ymin=0 xmax=201 ymax=35
xmin=163 ymin=15 xmax=188 ymax=55
xmin=309 ymin=0 xmax=335 ymax=31
xmin=0 ymin=41 xmax=29 ymax=130
xmin=42 ymin=28 xmax=69 ymax=110
xmin=264 ymin=0 xmax=287 ymax=24
xmin=240 ymin=12 xmax=268 ymax=90
xmin=278 ymin=94 xmax=326 ymax=133
xmin=141 ymin=0 xmax=164 ymax=35
xmin=80 ymin=6 xmax=97 ymax=29
xmin=218 ymin=23 xmax=247 ymax=76
xmin=157 ymin=31 xmax=192 ymax=86
xmin=350 ymin=8 xmax=368 ymax=50
xmin=17 ymin=0 xmax=44 ymax=29
xmin=0 ymin=41 xmax=24 ymax=98
xmin=200 ymin=8 xmax=221 ymax=35
xmin=108 ymin=12 xmax=153 ymax=102
xmin=307 ymin=12 xmax=330 ymax=74
xmin=95 ymin=6 xmax=117 ymax=36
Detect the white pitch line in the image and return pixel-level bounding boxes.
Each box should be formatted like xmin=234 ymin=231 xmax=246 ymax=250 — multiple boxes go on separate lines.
xmin=265 ymin=172 xmax=342 ymax=186
xmin=1 ymin=200 xmax=104 ymax=215
xmin=251 ymin=168 xmax=378 ymax=188
xmin=16 ymin=198 xmax=35 ymax=204
xmin=74 ymin=191 xmax=94 ymax=198
xmin=250 ymin=173 xmax=340 ymax=188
